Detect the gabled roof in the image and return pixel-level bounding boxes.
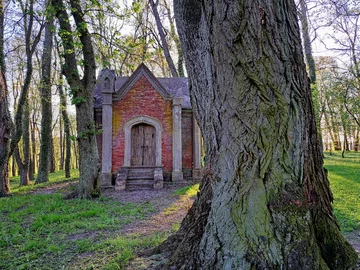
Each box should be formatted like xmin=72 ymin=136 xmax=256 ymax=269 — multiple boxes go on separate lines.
xmin=113 ymin=63 xmax=172 ymax=101
xmin=93 ymin=64 xmax=191 ymax=109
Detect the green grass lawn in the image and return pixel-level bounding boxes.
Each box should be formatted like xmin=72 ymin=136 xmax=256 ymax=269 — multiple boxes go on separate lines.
xmin=324 ymin=151 xmax=360 ymax=232
xmin=1 ymin=152 xmax=359 ymax=269
xmin=1 ymin=171 xmax=199 ymax=269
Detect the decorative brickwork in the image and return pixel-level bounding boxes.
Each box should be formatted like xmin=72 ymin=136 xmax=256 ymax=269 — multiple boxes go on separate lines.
xmin=112 ymin=76 xmax=173 ymax=172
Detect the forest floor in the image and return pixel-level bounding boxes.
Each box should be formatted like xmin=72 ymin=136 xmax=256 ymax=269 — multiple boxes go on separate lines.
xmin=32 ymin=181 xmax=360 ymax=269
xmin=32 ymin=181 xmax=195 ymax=269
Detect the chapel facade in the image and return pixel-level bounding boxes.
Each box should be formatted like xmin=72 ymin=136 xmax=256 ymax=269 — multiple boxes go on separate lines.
xmin=94 ymin=64 xmax=202 ymax=190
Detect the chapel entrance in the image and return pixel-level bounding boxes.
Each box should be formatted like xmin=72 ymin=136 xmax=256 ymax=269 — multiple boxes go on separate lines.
xmin=131 ymin=123 xmax=156 ymax=166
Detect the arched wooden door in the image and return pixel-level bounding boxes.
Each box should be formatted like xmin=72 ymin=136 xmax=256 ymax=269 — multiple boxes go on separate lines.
xmin=131 ymin=123 xmax=156 ymax=166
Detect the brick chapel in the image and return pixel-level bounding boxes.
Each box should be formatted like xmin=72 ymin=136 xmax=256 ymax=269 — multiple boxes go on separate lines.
xmin=94 ymin=64 xmax=202 ymax=190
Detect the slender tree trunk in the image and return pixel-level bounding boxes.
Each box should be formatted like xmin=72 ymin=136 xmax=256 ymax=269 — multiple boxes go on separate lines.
xmin=49 ymin=135 xmax=56 ymax=173
xmin=58 ymin=82 xmax=71 ymax=178
xmin=12 ymin=157 xmax=16 ymax=177
xmin=59 ymin=112 xmax=64 ymax=170
xmin=19 ymin=99 xmax=31 ymax=186
xmin=36 ymin=15 xmax=54 ymax=184
xmin=164 ymin=0 xmax=184 ymax=77
xmin=159 ymin=0 xmax=357 ymax=269
xmin=299 ymin=0 xmax=316 ymax=84
xmin=29 ymin=114 xmax=37 ymax=179
xmin=355 ymin=128 xmax=359 ymax=151
xmin=149 ymin=0 xmax=178 ymax=77
xmin=53 ymin=0 xmax=100 ymax=198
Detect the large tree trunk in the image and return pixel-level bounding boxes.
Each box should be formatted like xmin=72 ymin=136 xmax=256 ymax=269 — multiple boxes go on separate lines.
xmin=53 ymin=0 xmax=100 ymax=198
xmin=160 ymin=0 xmax=357 ymax=269
xmin=0 ymin=71 xmax=12 ymax=196
xmin=0 ymin=0 xmax=12 ymax=196
xmin=36 ymin=16 xmax=54 ymax=184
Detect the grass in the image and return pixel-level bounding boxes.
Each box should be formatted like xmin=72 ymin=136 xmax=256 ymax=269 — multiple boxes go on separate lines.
xmin=9 ymin=169 xmax=80 ymax=194
xmin=1 ymin=153 xmax=360 ymax=269
xmin=324 ymin=151 xmax=360 ymax=232
xmin=1 ymin=171 xmax=198 ymax=269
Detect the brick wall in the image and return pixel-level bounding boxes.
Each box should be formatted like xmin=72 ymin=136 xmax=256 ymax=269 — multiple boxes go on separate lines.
xmin=112 ymin=75 xmax=173 ymax=173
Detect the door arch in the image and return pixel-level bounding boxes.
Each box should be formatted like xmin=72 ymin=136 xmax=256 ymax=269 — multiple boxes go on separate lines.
xmin=123 ymin=116 xmax=163 ymax=167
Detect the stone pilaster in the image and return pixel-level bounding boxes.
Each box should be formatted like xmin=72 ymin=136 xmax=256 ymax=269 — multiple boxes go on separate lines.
xmin=172 ymin=98 xmax=184 ymax=182
xmin=193 ymin=117 xmax=202 ymax=181
xmin=101 ymin=75 xmax=114 ymax=187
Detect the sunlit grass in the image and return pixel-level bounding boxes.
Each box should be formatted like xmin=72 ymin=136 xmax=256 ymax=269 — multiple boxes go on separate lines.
xmin=173 ymin=183 xmax=199 ymax=197
xmin=9 ymin=169 xmax=80 ymax=194
xmin=324 ymin=151 xmax=360 ymax=232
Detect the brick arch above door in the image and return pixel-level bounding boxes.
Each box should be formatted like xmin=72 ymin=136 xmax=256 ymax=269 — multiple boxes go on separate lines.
xmin=123 ymin=116 xmax=163 ymax=167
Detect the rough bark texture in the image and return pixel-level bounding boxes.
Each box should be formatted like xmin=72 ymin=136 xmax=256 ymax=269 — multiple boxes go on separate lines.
xmin=0 ymin=0 xmax=12 ymax=196
xmin=0 ymin=71 xmax=12 ymax=196
xmin=36 ymin=17 xmax=54 ymax=184
xmin=160 ymin=0 xmax=358 ymax=269
xmin=53 ymin=0 xmax=100 ymax=198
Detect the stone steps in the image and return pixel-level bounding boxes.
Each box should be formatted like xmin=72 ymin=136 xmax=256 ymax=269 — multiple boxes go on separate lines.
xmin=116 ymin=166 xmax=164 ymax=191
xmin=126 ymin=179 xmax=154 ymax=191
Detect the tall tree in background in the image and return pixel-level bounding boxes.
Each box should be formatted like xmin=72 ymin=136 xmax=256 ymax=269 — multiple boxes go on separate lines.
xmin=55 ymin=38 xmax=71 ymax=178
xmin=149 ymin=0 xmax=178 ymax=77
xmin=9 ymin=0 xmax=44 ymax=186
xmin=299 ymin=0 xmax=317 ymax=85
xmin=0 ymin=0 xmax=13 ymax=196
xmin=36 ymin=5 xmax=54 ymax=184
xmin=158 ymin=0 xmax=357 ymax=268
xmin=14 ymin=100 xmax=31 ymax=186
xmin=52 ymin=0 xmax=100 ymax=198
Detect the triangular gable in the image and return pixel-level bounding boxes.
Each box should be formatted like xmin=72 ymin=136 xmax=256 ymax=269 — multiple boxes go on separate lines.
xmin=113 ymin=63 xmax=172 ymax=101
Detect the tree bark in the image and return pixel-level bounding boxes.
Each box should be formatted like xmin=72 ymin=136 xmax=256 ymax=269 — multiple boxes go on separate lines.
xmin=59 ymin=82 xmax=71 ymax=178
xmin=0 ymin=70 xmax=12 ymax=196
xmin=0 ymin=0 xmax=12 ymax=196
xmin=49 ymin=135 xmax=56 ymax=173
xmin=36 ymin=15 xmax=54 ymax=184
xmin=29 ymin=114 xmax=37 ymax=180
xmin=160 ymin=0 xmax=358 ymax=269
xmin=53 ymin=0 xmax=100 ymax=198
xmin=19 ymin=99 xmax=30 ymax=186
